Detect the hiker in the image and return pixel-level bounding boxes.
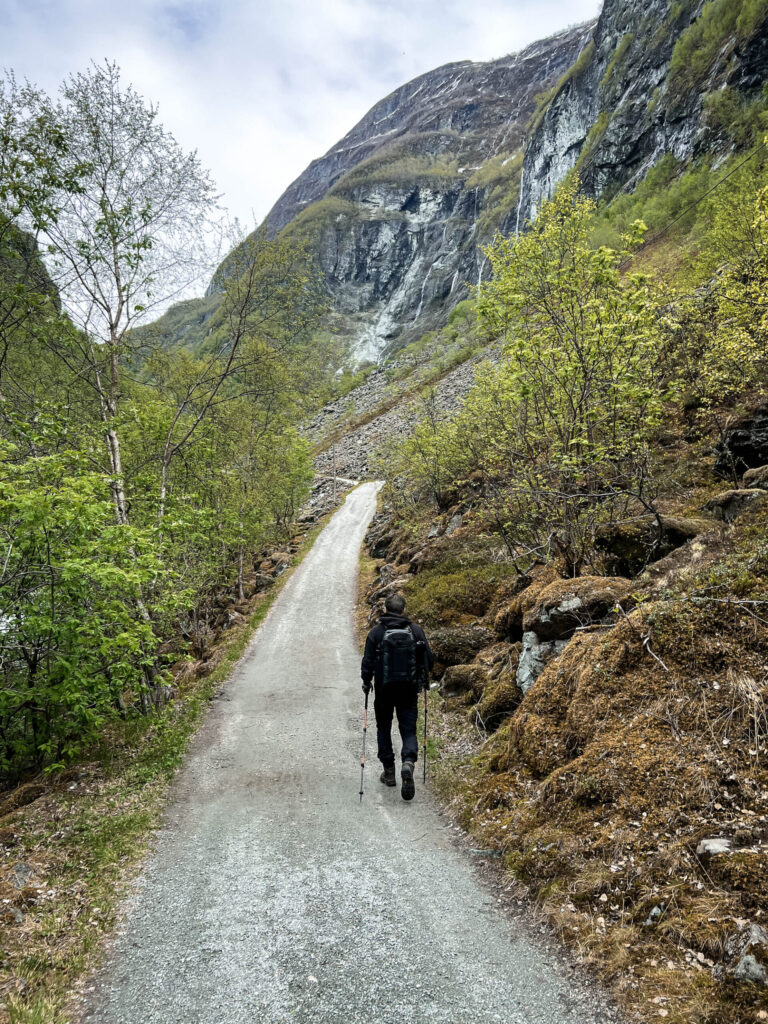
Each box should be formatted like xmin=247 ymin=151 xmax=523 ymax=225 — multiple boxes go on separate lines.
xmin=361 ymin=593 xmax=434 ymax=801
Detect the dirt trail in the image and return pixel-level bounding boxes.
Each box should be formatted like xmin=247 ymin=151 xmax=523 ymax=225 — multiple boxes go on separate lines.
xmin=79 ymin=483 xmax=620 ymax=1024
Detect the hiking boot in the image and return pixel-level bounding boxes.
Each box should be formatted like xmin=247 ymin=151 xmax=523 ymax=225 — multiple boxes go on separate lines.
xmin=401 ymin=761 xmax=415 ymax=801
xmin=380 ymin=765 xmax=396 ymax=787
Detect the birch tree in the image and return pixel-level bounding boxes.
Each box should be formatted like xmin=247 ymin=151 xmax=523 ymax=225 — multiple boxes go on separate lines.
xmin=37 ymin=61 xmax=221 ymax=525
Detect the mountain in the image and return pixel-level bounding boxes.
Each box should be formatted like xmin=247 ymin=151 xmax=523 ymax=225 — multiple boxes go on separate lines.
xmin=151 ymin=0 xmax=768 ymax=363
xmin=263 ymin=24 xmax=592 ymax=361
xmin=519 ymin=0 xmax=768 ymax=222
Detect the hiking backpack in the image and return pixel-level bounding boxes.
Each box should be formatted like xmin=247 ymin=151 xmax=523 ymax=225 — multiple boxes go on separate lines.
xmin=379 ymin=626 xmax=420 ymax=686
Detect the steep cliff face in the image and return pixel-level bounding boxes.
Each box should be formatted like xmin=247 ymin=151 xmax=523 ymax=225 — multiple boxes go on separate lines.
xmin=519 ymin=0 xmax=768 ymax=222
xmin=261 ymin=25 xmax=593 ymax=361
xmin=153 ymin=1 xmax=768 ymax=363
xmin=264 ymin=27 xmax=591 ymax=238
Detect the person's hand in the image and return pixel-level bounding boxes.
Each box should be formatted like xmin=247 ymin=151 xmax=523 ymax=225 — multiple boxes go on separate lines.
xmin=362 ymin=680 xmax=372 ymax=695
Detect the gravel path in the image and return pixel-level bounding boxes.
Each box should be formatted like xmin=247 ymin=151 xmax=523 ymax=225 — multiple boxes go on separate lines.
xmin=79 ymin=483 xmax=621 ymax=1024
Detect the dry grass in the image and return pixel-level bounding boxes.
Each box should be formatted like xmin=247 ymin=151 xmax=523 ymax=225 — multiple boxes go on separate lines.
xmin=363 ymin=481 xmax=768 ymax=1022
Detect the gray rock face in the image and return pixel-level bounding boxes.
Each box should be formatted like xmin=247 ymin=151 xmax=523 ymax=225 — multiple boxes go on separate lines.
xmin=264 ymin=28 xmax=592 ymax=238
xmin=522 ymin=576 xmax=632 ymax=641
xmin=720 ymin=922 xmax=768 ymax=987
xmin=256 ymin=26 xmax=592 ymax=361
xmin=516 ymin=630 xmax=568 ymax=693
xmin=518 ymin=0 xmax=768 ymax=224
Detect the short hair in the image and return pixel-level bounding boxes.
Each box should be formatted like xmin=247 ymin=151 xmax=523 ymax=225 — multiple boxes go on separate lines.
xmin=385 ymin=593 xmax=406 ymax=614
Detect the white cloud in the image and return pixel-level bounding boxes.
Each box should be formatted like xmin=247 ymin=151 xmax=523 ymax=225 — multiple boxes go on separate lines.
xmin=0 ymin=0 xmax=601 ymax=224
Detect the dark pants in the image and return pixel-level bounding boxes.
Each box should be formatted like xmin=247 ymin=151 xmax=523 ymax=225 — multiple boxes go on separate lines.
xmin=374 ymin=683 xmax=419 ymax=766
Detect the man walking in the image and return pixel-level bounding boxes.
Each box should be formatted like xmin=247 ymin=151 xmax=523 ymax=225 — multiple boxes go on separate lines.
xmin=361 ymin=594 xmax=434 ymax=801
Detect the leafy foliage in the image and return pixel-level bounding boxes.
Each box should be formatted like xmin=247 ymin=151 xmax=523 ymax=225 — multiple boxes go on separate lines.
xmin=388 ymin=177 xmax=673 ymax=573
xmin=0 ymin=67 xmax=329 ymax=780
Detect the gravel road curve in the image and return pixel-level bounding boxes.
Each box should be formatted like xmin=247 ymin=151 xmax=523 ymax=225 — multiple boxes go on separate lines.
xmin=79 ymin=482 xmax=621 ymax=1024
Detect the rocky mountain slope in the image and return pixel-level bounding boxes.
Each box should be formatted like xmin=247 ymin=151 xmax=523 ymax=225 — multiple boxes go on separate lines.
xmin=519 ymin=0 xmax=768 ymax=221
xmin=259 ymin=24 xmax=592 ymax=361
xmin=151 ymin=0 xmax=768 ymax=365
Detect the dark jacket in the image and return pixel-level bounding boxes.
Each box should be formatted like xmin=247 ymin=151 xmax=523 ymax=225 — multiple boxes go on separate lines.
xmin=361 ymin=613 xmax=434 ymax=688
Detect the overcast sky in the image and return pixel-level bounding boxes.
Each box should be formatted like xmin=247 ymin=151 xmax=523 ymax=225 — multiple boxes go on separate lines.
xmin=1 ymin=0 xmax=601 ymax=227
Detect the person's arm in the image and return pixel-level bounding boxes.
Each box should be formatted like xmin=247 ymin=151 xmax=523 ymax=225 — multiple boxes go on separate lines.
xmin=361 ymin=626 xmax=379 ymax=692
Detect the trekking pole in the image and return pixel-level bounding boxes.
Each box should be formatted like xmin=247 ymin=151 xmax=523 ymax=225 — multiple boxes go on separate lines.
xmin=423 ymin=682 xmax=428 ymax=785
xmin=359 ymin=690 xmax=369 ymax=802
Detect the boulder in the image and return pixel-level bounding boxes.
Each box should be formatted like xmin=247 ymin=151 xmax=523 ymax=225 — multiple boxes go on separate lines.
xmin=516 ymin=631 xmax=569 ymax=693
xmin=440 ymin=641 xmax=518 ymax=705
xmin=595 ymin=515 xmax=712 ymax=576
xmin=245 ymin=573 xmax=274 ymax=596
xmin=370 ymin=532 xmax=394 ymax=558
xmin=444 ymin=513 xmax=463 ymax=537
xmin=743 ymin=464 xmax=768 ymax=490
xmin=704 ymin=488 xmax=768 ymax=524
xmin=429 ymin=624 xmax=496 ymax=668
xmin=714 ymin=403 xmax=768 ymax=479
xmin=718 ymin=922 xmax=768 ymax=987
xmin=523 ymin=576 xmax=633 ymax=642
xmin=492 ymin=566 xmax=559 ymax=641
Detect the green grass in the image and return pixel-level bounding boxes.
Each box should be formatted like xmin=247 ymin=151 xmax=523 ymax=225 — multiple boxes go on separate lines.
xmin=590 ymin=147 xmax=768 ymax=281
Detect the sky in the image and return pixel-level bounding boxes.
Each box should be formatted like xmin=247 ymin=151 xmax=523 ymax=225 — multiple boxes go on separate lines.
xmin=1 ymin=0 xmax=601 ymax=228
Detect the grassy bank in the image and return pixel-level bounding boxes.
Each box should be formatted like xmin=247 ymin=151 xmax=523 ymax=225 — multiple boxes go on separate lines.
xmin=0 ymin=509 xmax=338 ymax=1024
xmin=358 ymin=477 xmax=768 ymax=1023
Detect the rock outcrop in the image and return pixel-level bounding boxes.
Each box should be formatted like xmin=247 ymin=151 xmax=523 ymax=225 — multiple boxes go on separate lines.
xmin=518 ymin=0 xmax=768 ymax=223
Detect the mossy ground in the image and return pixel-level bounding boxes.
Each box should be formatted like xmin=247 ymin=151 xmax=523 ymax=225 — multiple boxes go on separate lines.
xmin=0 ymin=511 xmax=337 ymax=1024
xmin=364 ymin=463 xmax=768 ymax=1023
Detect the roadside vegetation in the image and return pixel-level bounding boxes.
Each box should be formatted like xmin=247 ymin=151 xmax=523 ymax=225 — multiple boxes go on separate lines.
xmin=0 ymin=64 xmax=340 ymax=785
xmin=0 ymin=63 xmax=350 ymax=1020
xmin=0 ymin=511 xmax=337 ymax=1024
xmin=364 ymin=153 xmax=768 ymax=1022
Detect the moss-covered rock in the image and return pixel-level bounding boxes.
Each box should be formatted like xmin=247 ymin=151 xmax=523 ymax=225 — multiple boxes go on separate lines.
xmin=743 ymin=464 xmax=768 ymax=490
xmin=492 ymin=565 xmax=560 ymax=641
xmin=429 ymin=624 xmax=496 ymax=668
xmin=705 ymin=488 xmax=768 ymax=523
xmin=474 ymin=645 xmax=523 ymax=730
xmin=523 ymin=575 xmax=632 ymax=641
xmin=595 ymin=515 xmax=712 ymax=576
xmin=405 ymin=563 xmax=521 ymax=626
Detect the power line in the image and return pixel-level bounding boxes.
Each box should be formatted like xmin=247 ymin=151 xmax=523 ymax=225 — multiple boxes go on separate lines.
xmin=619 ymin=137 xmax=767 ymax=270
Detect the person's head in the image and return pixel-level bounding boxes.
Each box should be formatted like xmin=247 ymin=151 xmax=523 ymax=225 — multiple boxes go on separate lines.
xmin=384 ymin=593 xmax=406 ymax=615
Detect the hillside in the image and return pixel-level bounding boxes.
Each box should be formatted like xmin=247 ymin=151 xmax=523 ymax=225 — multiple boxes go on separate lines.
xmin=150 ymin=0 xmax=768 ymax=364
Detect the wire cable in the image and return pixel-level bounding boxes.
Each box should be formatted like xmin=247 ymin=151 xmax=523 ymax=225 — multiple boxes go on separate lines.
xmin=618 ymin=137 xmax=767 ymax=270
